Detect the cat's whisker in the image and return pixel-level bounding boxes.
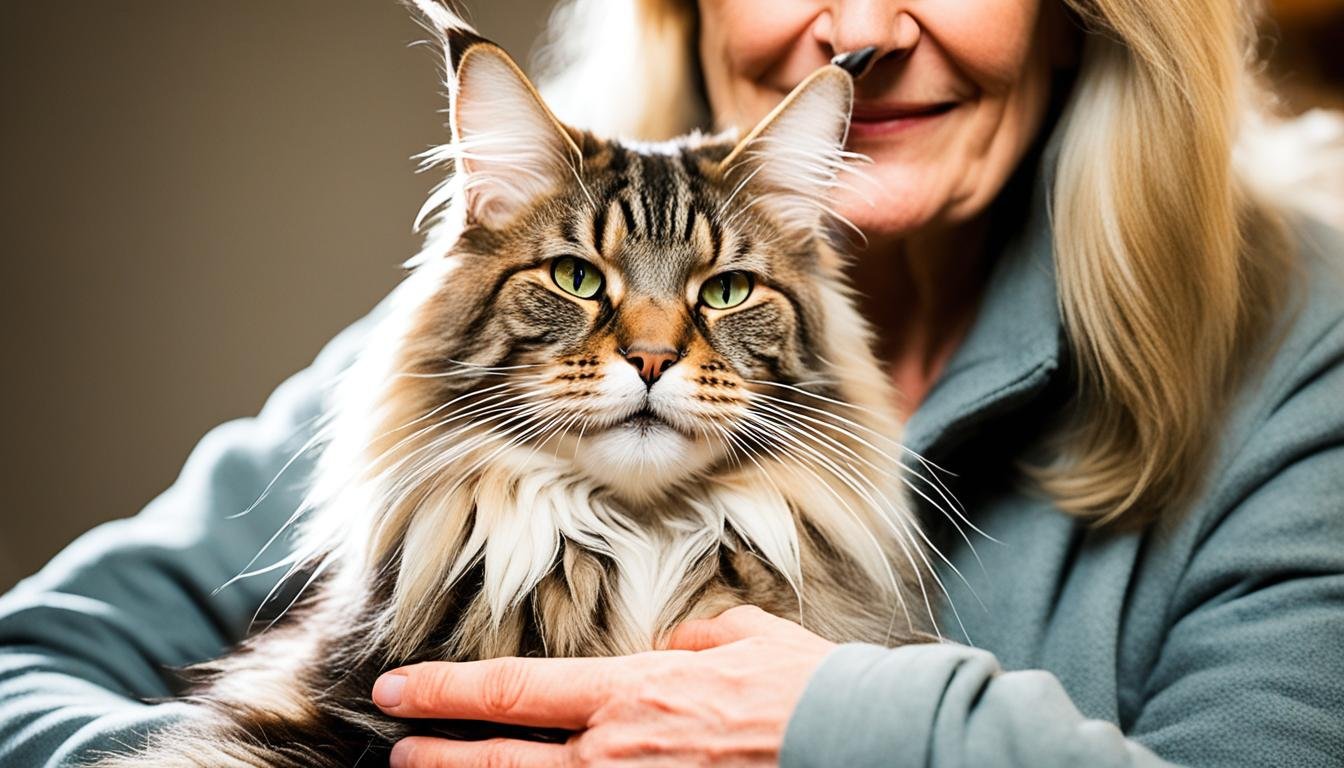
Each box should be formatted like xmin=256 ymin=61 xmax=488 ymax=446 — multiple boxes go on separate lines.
xmin=746 ymin=378 xmax=881 ymax=416
xmin=570 ymin=411 xmax=592 ymax=456
xmin=320 ymin=384 xmax=544 ymax=502
xmin=736 ymin=416 xmax=934 ymax=639
xmin=423 ymin=404 xmax=567 ymax=485
xmin=382 ymin=379 xmax=555 ymax=445
xmin=706 ymin=422 xmax=811 ymax=618
xmin=519 ymin=408 xmax=585 ymax=466
xmin=259 ymin=554 xmax=337 ymax=633
xmin=746 ymin=382 xmax=937 ymax=460
xmin=775 ymin=377 xmax=842 ymax=390
xmin=746 ymin=395 xmax=950 ymax=509
xmin=232 ymin=547 xmax=309 ymax=618
xmin=368 ymin=409 xmax=559 ymax=567
xmin=737 ymin=416 xmax=908 ymax=560
xmin=737 ymin=412 xmax=940 ymax=629
xmin=370 ymin=411 xmax=551 ymax=519
xmin=565 ymin=152 xmax=596 ymax=210
xmin=226 ymin=421 xmax=361 ymax=592
xmin=413 ymin=391 xmax=556 ymax=453
xmin=746 ymin=386 xmax=991 ymax=546
xmin=747 ymin=411 xmax=978 ymax=640
xmin=744 ymin=408 xmax=981 ymax=632
xmin=746 ymin=380 xmax=969 ymax=482
xmin=389 ymin=364 xmax=546 ymax=381
xmin=442 ymin=359 xmax=551 ymax=372
xmin=368 ymin=381 xmax=528 ymax=451
xmin=702 ymin=422 xmax=745 ymax=472
xmin=731 ymin=420 xmax=914 ymax=636
xmin=700 ymin=421 xmax=802 ymax=588
xmin=382 ymin=402 xmax=551 ymax=498
xmin=482 ymin=410 xmax=569 ymax=464
xmin=717 ymin=162 xmax=767 ymax=219
xmin=369 ymin=394 xmax=547 ymax=486
xmin=748 ymin=398 xmax=986 ymax=575
xmin=227 ymin=416 xmax=333 ymax=523
xmin=749 ymin=400 xmax=891 ymax=474
xmin=748 ymin=410 xmax=988 ymax=593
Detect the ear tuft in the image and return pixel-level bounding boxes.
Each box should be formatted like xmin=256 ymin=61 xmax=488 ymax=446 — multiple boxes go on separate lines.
xmin=718 ymin=66 xmax=855 ymax=234
xmin=407 ymin=1 xmax=581 ymax=230
xmin=450 ymin=45 xmax=582 ymax=229
xmin=403 ymin=0 xmax=483 ymax=68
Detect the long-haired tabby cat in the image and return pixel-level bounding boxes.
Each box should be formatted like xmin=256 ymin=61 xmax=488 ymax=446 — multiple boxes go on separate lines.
xmin=92 ymin=3 xmax=951 ymax=766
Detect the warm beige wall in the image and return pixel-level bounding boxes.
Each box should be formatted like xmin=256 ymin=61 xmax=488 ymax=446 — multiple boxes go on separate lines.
xmin=0 ymin=1 xmax=556 ymax=591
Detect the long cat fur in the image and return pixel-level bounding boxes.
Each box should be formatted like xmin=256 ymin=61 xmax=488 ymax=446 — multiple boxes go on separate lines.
xmin=87 ymin=4 xmax=951 ymax=766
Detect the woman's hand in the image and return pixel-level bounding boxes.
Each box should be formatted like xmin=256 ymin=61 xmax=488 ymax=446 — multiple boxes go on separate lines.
xmin=371 ymin=605 xmax=835 ymax=767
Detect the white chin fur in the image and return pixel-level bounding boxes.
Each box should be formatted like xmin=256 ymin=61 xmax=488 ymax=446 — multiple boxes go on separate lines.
xmin=574 ymin=422 xmax=718 ymax=501
xmin=557 ymin=359 xmax=725 ymax=501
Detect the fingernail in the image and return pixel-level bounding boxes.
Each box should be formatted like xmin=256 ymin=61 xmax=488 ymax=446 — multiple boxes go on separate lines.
xmin=389 ymin=739 xmax=412 ymax=768
xmin=373 ymin=673 xmax=407 ymax=708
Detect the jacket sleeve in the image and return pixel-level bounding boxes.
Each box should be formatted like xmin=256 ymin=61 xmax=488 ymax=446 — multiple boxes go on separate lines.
xmin=780 ymin=312 xmax=1344 ymax=767
xmin=0 ymin=304 xmax=382 ymax=768
xmin=1127 ymin=315 xmax=1344 ymax=765
xmin=781 ymin=643 xmax=1173 ymax=768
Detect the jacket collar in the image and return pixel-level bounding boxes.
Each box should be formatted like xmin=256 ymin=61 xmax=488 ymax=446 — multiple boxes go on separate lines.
xmin=901 ymin=144 xmax=1066 ymax=461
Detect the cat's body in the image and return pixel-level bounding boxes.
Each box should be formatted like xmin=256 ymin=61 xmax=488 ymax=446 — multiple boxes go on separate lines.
xmin=90 ymin=6 xmax=943 ymax=767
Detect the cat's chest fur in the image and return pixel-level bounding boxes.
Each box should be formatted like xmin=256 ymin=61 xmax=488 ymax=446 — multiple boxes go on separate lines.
xmin=382 ymin=448 xmax=815 ymax=661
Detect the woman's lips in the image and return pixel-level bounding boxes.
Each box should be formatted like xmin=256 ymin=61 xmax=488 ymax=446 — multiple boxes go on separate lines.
xmin=847 ymin=102 xmax=958 ymax=138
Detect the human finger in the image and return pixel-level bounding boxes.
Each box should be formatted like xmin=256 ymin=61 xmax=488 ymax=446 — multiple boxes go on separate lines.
xmin=389 ymin=736 xmax=575 ymax=768
xmin=663 ymin=604 xmax=790 ymax=651
xmin=373 ymin=656 xmax=621 ymax=728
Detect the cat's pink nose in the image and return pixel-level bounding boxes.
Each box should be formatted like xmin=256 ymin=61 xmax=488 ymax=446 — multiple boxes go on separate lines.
xmin=623 ymin=345 xmax=679 ymax=387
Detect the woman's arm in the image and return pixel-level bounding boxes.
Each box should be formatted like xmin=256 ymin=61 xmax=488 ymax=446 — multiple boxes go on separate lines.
xmin=783 ymin=323 xmax=1344 ymax=768
xmin=784 ymin=643 xmax=1172 ymax=767
xmin=0 ymin=304 xmax=381 ymax=767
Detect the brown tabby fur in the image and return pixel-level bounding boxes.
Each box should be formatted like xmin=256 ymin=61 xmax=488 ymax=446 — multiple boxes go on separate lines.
xmin=88 ymin=7 xmax=941 ymax=767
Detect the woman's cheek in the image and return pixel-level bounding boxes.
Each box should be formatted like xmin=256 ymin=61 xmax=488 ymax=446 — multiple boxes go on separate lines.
xmin=698 ymin=0 xmax=819 ymax=130
xmin=922 ymin=0 xmax=1042 ymax=93
xmin=714 ymin=1 xmax=811 ymax=77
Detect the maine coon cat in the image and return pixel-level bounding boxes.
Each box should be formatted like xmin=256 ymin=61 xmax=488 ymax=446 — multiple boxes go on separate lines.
xmin=92 ymin=4 xmax=953 ymax=766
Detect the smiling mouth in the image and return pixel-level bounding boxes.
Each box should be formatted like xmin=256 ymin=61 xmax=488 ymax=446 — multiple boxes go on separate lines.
xmin=848 ymin=102 xmax=958 ymax=137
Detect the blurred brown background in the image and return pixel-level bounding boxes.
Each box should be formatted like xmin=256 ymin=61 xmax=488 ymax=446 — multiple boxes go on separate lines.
xmin=1 ymin=1 xmax=1341 ymax=592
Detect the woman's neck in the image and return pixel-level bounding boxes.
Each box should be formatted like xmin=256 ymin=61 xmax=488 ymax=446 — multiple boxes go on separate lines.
xmin=849 ymin=218 xmax=993 ymax=417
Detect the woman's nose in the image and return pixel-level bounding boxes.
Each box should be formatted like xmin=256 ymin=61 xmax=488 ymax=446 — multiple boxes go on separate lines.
xmin=812 ymin=0 xmax=921 ymax=70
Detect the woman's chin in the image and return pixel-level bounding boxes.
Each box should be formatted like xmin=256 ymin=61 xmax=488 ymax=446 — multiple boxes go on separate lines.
xmin=835 ymin=192 xmax=939 ymax=244
xmin=834 ymin=173 xmax=972 ymax=244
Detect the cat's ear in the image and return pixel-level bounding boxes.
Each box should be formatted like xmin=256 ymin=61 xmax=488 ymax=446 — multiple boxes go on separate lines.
xmin=447 ymin=36 xmax=582 ymax=228
xmin=717 ymin=66 xmax=854 ymax=232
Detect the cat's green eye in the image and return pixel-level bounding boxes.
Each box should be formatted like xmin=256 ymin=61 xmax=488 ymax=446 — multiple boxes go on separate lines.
xmin=551 ymin=256 xmax=604 ymax=300
xmin=699 ymin=271 xmax=754 ymax=310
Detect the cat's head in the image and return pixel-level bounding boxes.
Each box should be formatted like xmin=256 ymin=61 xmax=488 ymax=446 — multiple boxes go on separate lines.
xmin=377 ymin=23 xmax=872 ymax=504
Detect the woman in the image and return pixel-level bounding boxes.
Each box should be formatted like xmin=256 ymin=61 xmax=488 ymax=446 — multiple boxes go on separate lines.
xmin=1 ymin=0 xmax=1340 ymax=766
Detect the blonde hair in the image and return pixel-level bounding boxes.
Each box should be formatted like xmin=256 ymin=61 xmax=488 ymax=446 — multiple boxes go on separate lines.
xmin=534 ymin=0 xmax=1344 ymax=526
